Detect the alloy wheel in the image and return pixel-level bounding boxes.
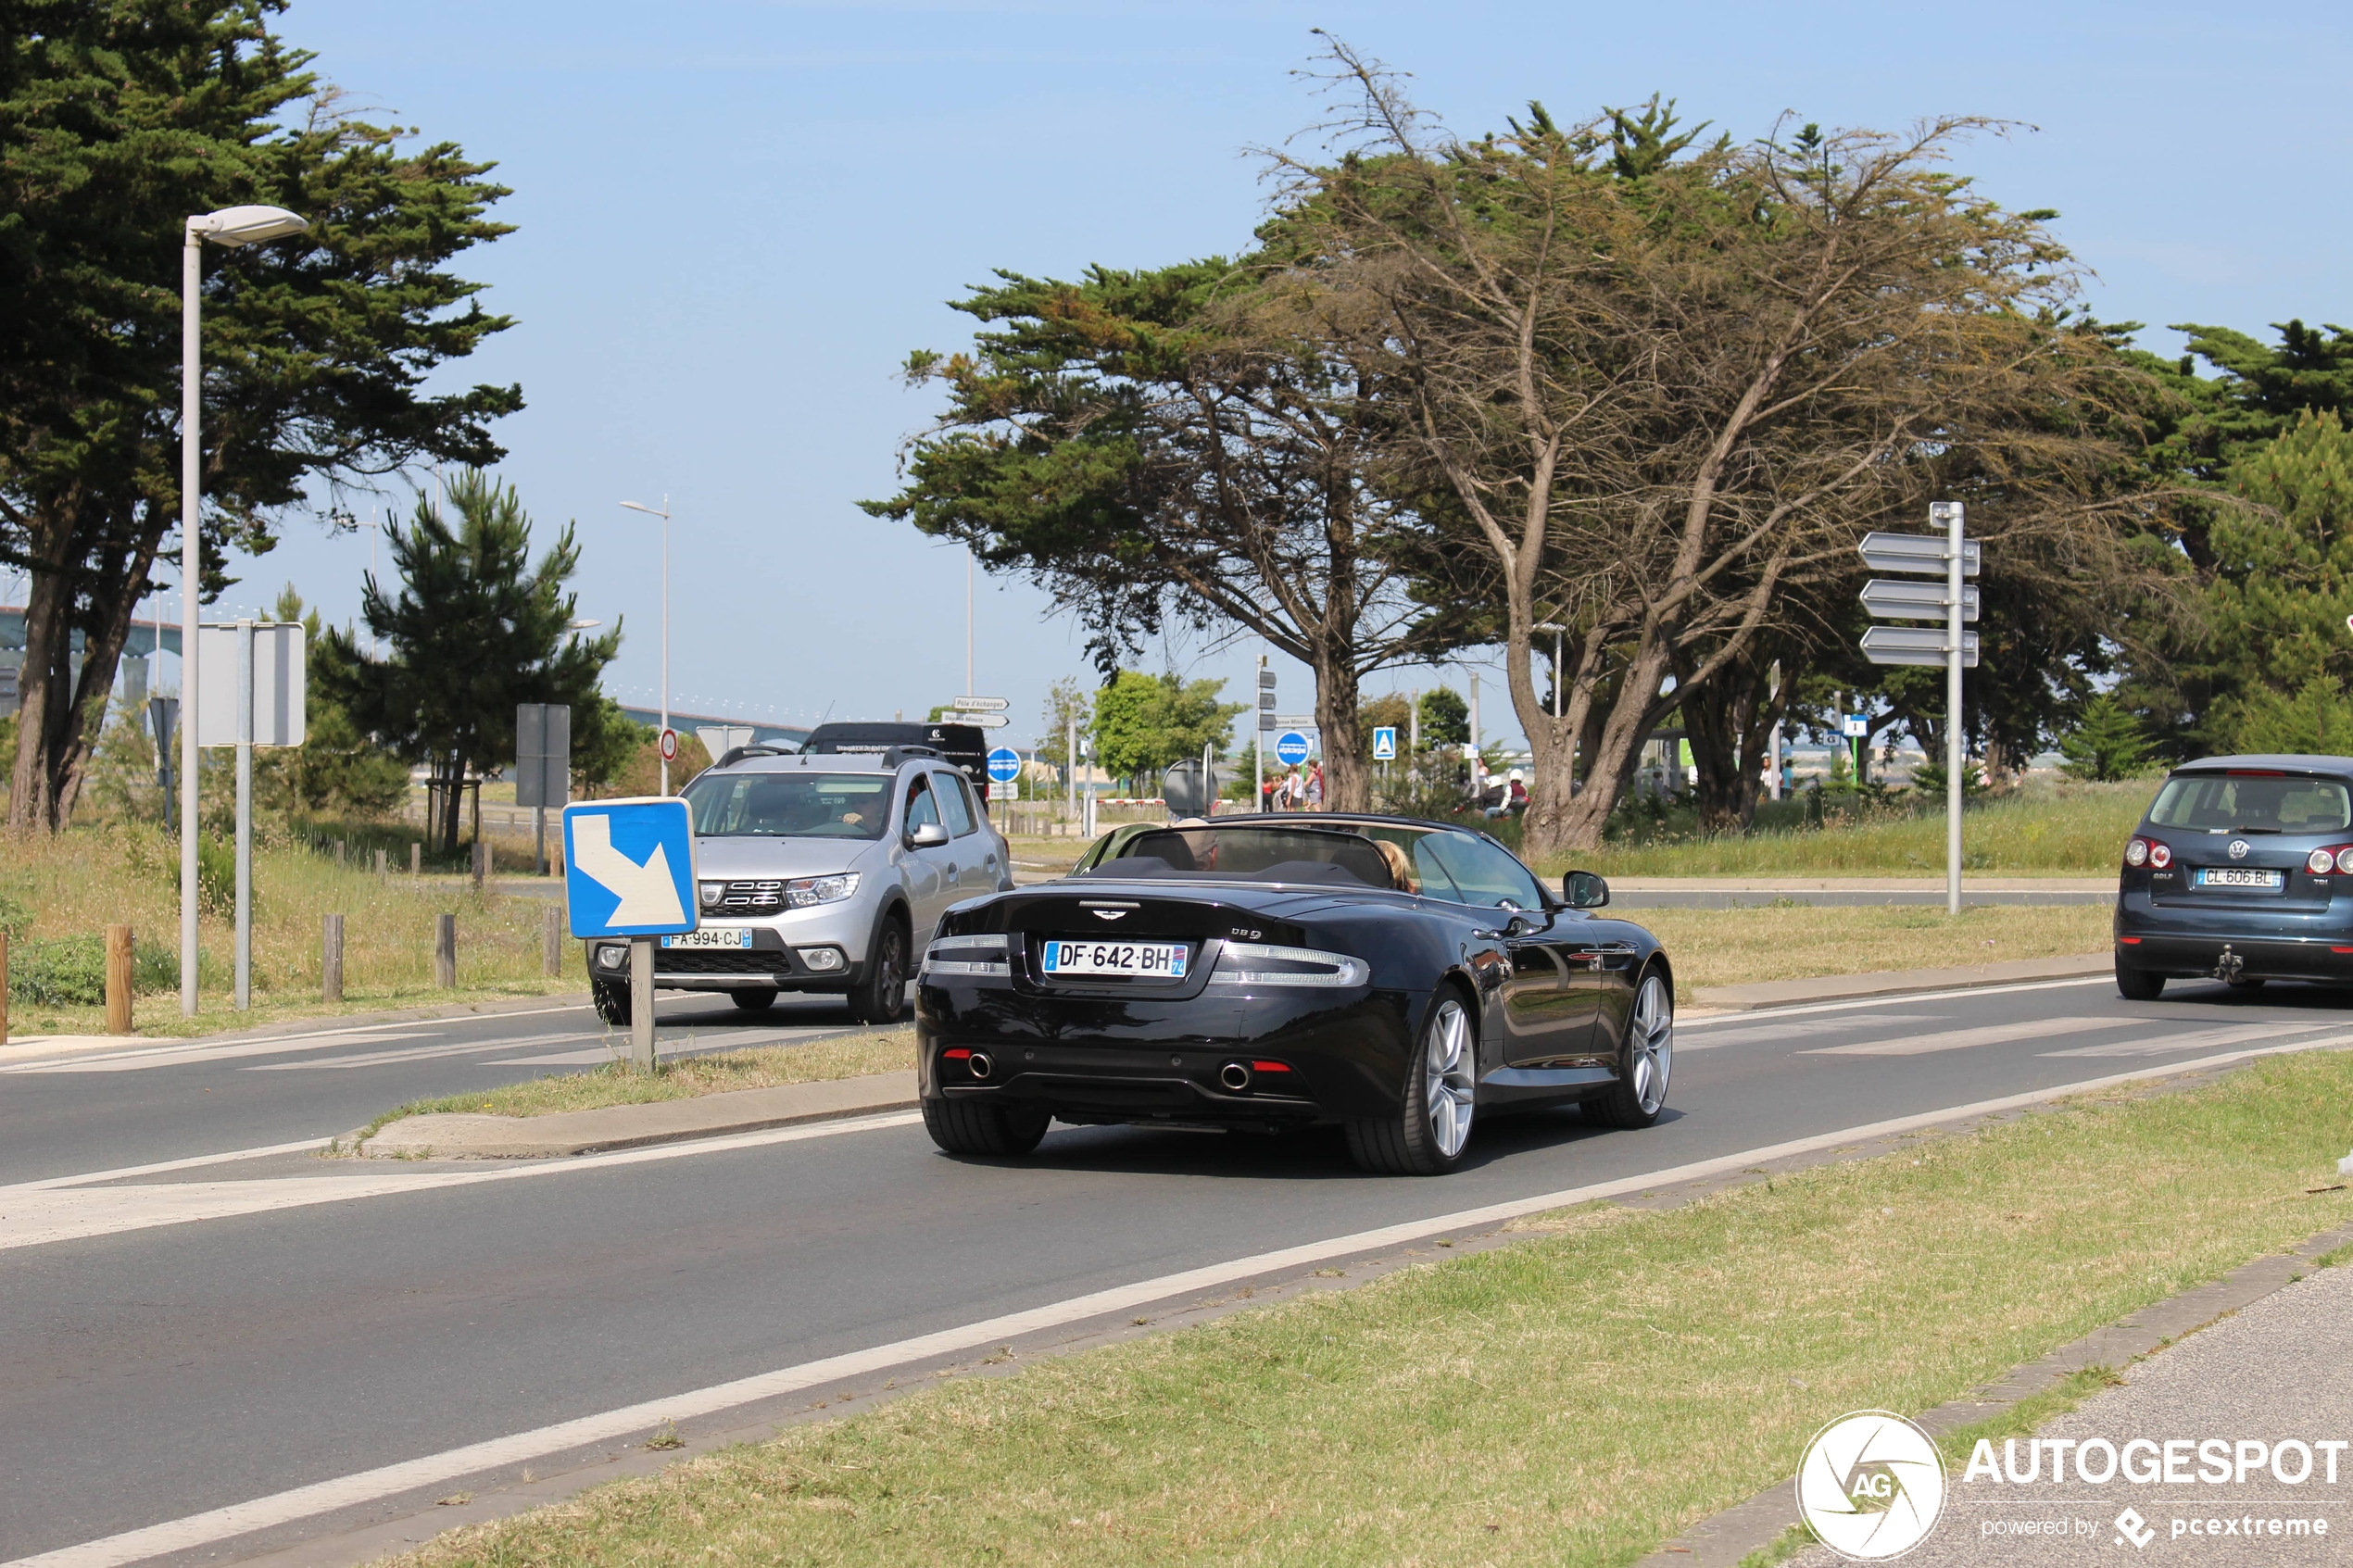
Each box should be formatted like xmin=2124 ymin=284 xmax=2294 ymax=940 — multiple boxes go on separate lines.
xmin=1424 ymin=997 xmax=1477 ymax=1158
xmin=1628 ymin=972 xmax=1673 ymax=1115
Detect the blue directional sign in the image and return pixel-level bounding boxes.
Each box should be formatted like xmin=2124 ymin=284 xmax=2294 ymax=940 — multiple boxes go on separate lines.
xmin=561 ymin=797 xmax=698 ymax=938
xmin=1275 ymin=730 xmax=1312 ymax=767
xmin=986 ymin=746 xmax=1022 ymax=784
xmin=1371 ymin=725 xmax=1398 ymax=761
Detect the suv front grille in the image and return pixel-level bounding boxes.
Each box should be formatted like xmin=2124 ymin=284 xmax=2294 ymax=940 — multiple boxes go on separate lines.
xmin=712 ymin=879 xmax=785 ymax=912
xmin=659 ymin=949 xmax=796 ymax=976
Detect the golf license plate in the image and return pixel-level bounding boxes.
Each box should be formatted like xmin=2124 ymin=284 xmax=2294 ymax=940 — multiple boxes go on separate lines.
xmin=2197 ymin=867 xmax=2284 ymax=890
xmin=661 ymin=928 xmax=754 ymax=948
xmin=1041 ymin=938 xmax=1189 ymax=979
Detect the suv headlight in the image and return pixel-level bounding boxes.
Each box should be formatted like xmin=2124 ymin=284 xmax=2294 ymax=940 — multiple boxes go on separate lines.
xmin=922 ymin=932 xmax=1010 ymax=979
xmin=785 ymin=872 xmax=859 ymax=908
xmin=1205 ymin=941 xmax=1369 ymax=989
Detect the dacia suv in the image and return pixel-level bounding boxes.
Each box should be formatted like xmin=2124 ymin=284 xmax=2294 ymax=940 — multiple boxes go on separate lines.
xmin=586 ymin=746 xmax=1013 ymax=1023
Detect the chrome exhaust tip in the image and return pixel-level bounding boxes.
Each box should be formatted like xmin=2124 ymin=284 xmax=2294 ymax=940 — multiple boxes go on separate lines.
xmin=1218 ymin=1061 xmax=1252 ymax=1093
xmin=966 ymin=1051 xmax=993 ymax=1080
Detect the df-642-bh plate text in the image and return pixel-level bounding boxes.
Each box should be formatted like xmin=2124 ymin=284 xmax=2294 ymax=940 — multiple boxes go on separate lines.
xmin=1042 ymin=939 xmax=1189 ymax=978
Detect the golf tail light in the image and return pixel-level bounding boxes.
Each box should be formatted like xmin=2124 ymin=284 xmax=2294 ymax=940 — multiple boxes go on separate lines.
xmin=2124 ymin=837 xmax=2150 ymax=868
xmin=2147 ymin=842 xmax=2173 ymax=870
xmin=2311 ymin=848 xmax=2340 ymax=874
xmin=2335 ymin=847 xmax=2353 ymax=874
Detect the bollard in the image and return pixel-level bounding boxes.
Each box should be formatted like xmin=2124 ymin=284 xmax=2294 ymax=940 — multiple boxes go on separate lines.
xmin=374 ymin=847 xmax=386 ymax=879
xmin=471 ymin=836 xmax=486 ymax=889
xmin=105 ymin=924 xmax=134 ymax=1034
xmin=542 ymin=905 xmax=562 ymax=978
xmin=1 ymin=930 xmax=9 ymax=1046
xmin=410 ymin=842 xmax=422 ymax=877
xmin=434 ymin=913 xmax=456 ymax=988
xmin=335 ymin=838 xmax=346 ymax=867
xmin=322 ymin=913 xmax=345 ymax=1003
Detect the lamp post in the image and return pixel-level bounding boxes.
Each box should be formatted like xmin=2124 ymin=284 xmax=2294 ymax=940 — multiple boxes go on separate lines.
xmin=181 ymin=205 xmax=308 ymax=1018
xmin=619 ymin=498 xmax=672 ymax=794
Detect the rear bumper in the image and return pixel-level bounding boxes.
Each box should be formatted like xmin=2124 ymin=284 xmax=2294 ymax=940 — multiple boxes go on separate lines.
xmin=2115 ymin=933 xmax=2353 ymax=982
xmin=915 ymin=982 xmax=1421 ymax=1125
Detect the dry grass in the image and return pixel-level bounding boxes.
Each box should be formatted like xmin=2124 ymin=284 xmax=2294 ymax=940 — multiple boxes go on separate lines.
xmin=1 ymin=821 xmax=580 ymax=1036
xmin=1643 ymin=903 xmax=2113 ymax=997
xmin=390 ymin=1050 xmax=2353 ymax=1568
xmin=382 ymin=1029 xmax=915 ymax=1123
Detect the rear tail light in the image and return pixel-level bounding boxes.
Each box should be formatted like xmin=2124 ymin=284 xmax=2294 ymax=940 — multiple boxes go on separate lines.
xmin=1205 ymin=942 xmax=1369 ymax=989
xmin=2124 ymin=838 xmax=2149 ymax=867
xmin=2147 ymin=842 xmax=2172 ymax=869
xmin=2335 ymin=847 xmax=2353 ymax=874
xmin=2312 ymin=849 xmax=2339 ymax=873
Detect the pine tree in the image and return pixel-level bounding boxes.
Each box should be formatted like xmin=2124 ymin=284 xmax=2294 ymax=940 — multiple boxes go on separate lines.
xmin=2058 ymin=695 xmax=2155 ymax=781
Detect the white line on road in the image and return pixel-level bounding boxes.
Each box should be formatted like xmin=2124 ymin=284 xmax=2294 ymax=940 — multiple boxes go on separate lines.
xmin=1800 ymin=1015 xmax=2123 ymax=1056
xmin=17 ymin=1030 xmax=2353 ymax=1568
xmin=2 ymin=1137 xmax=336 ymax=1193
xmin=0 ymin=1006 xmax=588 ymax=1074
xmin=238 ymin=1032 xmax=607 ymax=1072
xmin=2041 ymin=1022 xmax=2296 ymax=1059
xmin=1676 ymin=972 xmax=2113 ymax=1030
xmin=0 ymin=1112 xmax=923 ymax=1254
xmin=1678 ymin=1014 xmax=1945 ymax=1051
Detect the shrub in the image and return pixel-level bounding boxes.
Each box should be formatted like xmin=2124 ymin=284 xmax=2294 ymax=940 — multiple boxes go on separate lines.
xmin=8 ymin=936 xmax=107 ymax=1006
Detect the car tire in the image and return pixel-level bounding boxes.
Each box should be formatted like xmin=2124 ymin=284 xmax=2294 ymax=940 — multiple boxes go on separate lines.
xmin=1594 ymin=967 xmax=1674 ymax=1130
xmin=848 ymin=914 xmax=909 ymax=1025
xmin=592 ymin=979 xmax=629 ymax=1025
xmin=922 ymin=1097 xmax=1051 ymax=1157
xmin=730 ymin=987 xmax=779 ymax=1011
xmin=1346 ymin=989 xmax=1477 ymax=1176
xmin=2115 ymin=958 xmax=2165 ymax=1001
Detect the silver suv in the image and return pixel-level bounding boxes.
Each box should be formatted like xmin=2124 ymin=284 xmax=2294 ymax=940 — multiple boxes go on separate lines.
xmin=585 ymin=746 xmax=1013 ymax=1023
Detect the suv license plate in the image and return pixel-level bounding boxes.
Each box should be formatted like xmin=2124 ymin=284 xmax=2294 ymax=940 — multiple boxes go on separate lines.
xmin=2198 ymin=868 xmax=2283 ymax=889
xmin=1042 ymin=939 xmax=1189 ymax=979
xmin=661 ymin=928 xmax=754 ymax=948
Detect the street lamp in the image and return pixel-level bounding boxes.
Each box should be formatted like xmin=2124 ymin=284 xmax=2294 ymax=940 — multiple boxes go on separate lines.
xmin=182 ymin=204 xmax=307 ymax=1018
xmin=618 ymin=497 xmax=672 ymax=794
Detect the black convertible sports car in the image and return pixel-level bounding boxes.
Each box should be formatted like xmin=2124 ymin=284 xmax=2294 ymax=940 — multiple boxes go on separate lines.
xmin=913 ymin=813 xmax=1675 ymax=1174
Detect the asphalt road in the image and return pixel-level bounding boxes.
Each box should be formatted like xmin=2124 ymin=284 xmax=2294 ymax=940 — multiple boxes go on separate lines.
xmin=6 ymin=972 xmax=2352 ymax=1563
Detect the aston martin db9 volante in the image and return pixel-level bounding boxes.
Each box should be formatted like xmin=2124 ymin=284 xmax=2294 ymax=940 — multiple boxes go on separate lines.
xmin=912 ymin=814 xmax=1676 ymax=1175
xmin=2114 ymin=754 xmax=2353 ymax=998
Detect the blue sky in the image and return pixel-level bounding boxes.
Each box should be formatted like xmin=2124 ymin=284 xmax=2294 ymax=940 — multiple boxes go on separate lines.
xmin=146 ymin=0 xmax=2352 ymax=750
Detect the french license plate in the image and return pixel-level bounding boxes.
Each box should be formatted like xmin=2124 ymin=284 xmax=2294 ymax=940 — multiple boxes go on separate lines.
xmin=1041 ymin=938 xmax=1189 ymax=979
xmin=2197 ymin=868 xmax=2283 ymax=889
xmin=661 ymin=928 xmax=754 ymax=948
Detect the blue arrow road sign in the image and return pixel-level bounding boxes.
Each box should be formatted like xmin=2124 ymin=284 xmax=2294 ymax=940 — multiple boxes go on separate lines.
xmin=1371 ymin=726 xmax=1398 ymax=761
xmin=561 ymin=797 xmax=698 ymax=938
xmin=987 ymin=746 xmax=1022 ymax=784
xmin=1275 ymin=730 xmax=1312 ymax=767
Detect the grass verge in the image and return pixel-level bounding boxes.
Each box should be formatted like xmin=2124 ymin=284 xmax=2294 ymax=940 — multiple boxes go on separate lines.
xmin=359 ymin=1028 xmax=915 ymax=1135
xmin=1643 ymin=903 xmax=2111 ymax=997
xmin=390 ymin=1048 xmax=2353 ymax=1568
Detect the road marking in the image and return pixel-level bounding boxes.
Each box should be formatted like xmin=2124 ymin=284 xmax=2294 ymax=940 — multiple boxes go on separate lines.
xmin=239 ymin=1033 xmax=607 ymax=1072
xmin=2041 ymin=1022 xmax=2296 ymax=1059
xmin=3 ymin=1137 xmax=335 ymax=1194
xmin=0 ymin=1112 xmax=923 ymax=1254
xmin=1676 ymin=972 xmax=2113 ymax=1030
xmin=19 ymin=1030 xmax=2353 ymax=1568
xmin=1679 ymin=1014 xmax=1945 ymax=1051
xmin=1800 ymin=1015 xmax=2122 ymax=1056
xmin=0 ymin=1006 xmax=589 ymax=1074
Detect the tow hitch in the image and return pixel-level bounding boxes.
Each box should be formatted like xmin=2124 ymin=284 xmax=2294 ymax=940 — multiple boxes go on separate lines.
xmin=2215 ymin=944 xmax=2246 ymax=984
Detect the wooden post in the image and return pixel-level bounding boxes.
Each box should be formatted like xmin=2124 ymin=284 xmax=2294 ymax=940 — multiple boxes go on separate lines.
xmin=322 ymin=913 xmax=345 ymax=1003
xmin=434 ymin=913 xmax=456 ymax=988
xmin=374 ymin=847 xmax=386 ymax=879
xmin=106 ymin=924 xmax=134 ymax=1035
xmin=542 ymin=905 xmax=562 ymax=978
xmin=409 ymin=841 xmax=422 ymax=877
xmin=471 ymin=835 xmax=486 ymax=890
xmin=1 ymin=931 xmax=10 ymax=1045
xmin=335 ymin=838 xmax=346 ymax=867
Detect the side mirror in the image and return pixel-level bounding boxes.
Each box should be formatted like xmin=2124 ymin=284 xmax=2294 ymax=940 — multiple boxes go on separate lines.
xmin=908 ymin=822 xmax=950 ymax=849
xmin=1564 ymin=870 xmax=1609 ymax=909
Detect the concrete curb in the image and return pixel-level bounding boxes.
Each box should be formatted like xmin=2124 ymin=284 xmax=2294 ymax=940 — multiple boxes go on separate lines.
xmin=355 ymin=1071 xmax=919 ymax=1158
xmin=1690 ymin=951 xmax=2111 ymax=1011
xmin=1633 ymin=1220 xmax=2353 ymax=1567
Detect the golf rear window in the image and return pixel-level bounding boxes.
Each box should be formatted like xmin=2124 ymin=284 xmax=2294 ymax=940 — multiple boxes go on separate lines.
xmin=2147 ymin=772 xmax=2353 ymax=832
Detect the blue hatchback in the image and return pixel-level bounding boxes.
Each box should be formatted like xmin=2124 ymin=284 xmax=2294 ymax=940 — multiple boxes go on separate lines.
xmin=2114 ymin=754 xmax=2353 ymax=999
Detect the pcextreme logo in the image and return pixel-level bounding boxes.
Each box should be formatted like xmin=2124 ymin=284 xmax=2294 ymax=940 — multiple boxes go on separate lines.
xmin=1797 ymin=1411 xmax=1948 ymax=1561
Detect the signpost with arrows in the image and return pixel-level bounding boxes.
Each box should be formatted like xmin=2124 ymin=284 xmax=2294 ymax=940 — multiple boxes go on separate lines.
xmin=1859 ymin=501 xmax=1975 ymax=915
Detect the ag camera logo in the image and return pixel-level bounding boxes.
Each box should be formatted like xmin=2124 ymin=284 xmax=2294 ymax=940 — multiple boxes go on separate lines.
xmin=1797 ymin=1411 xmax=1948 ymax=1561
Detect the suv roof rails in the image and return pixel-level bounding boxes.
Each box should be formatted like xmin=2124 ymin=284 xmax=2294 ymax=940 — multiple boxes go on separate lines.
xmin=715 ymin=744 xmax=795 ymax=768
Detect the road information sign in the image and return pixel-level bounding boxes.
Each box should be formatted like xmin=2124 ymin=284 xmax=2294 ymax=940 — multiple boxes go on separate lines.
xmin=562 ymin=798 xmax=697 ymax=938
xmin=1372 ymin=725 xmax=1398 ymax=761
xmin=963 ymin=713 xmax=1010 ymax=729
xmin=986 ymin=746 xmax=1022 ymax=783
xmin=1843 ymin=713 xmax=1870 ymax=738
xmin=1857 ymin=501 xmax=1977 ymax=913
xmin=953 ymin=696 xmax=1009 ymax=712
xmin=563 ymin=797 xmax=698 ymax=1070
xmin=1275 ymin=730 xmax=1312 ymax=767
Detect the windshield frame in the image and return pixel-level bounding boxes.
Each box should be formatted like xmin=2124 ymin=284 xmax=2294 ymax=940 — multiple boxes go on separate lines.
xmin=680 ymin=768 xmax=897 ymax=841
